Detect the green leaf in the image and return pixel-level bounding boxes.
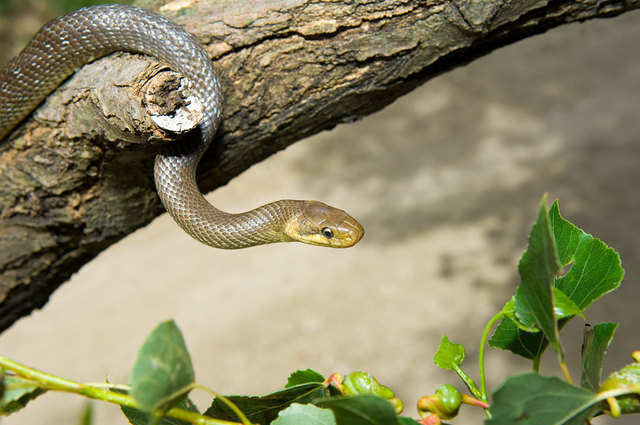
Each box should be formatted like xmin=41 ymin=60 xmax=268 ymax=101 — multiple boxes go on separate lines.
xmin=272 ymin=403 xmax=336 ymax=425
xmin=552 ymin=287 xmax=584 ymax=319
xmin=490 ymin=200 xmax=624 ymax=359
xmin=129 ymin=320 xmax=195 ymax=413
xmin=286 ymin=369 xmax=325 ymax=388
xmin=490 ymin=289 xmax=579 ymax=360
xmin=599 ymin=358 xmax=640 ymax=414
xmin=1 ymin=375 xmax=46 ymax=415
xmin=490 ymin=287 xmax=582 ymax=358
xmin=205 ymin=383 xmax=327 ymax=425
xmin=316 ymin=395 xmax=399 ymax=425
xmin=488 ymin=372 xmax=598 ymax=425
xmin=500 ymin=290 xmax=581 ymax=330
xmin=514 ymin=196 xmax=562 ymax=357
xmin=488 ymin=317 xmax=547 ymax=359
xmin=549 ymin=201 xmax=624 ymax=310
xmin=500 ymin=298 xmax=539 ymax=332
xmin=581 ymin=322 xmax=618 ymax=392
xmin=433 ymin=335 xmax=465 ymax=370
xmin=121 ymin=397 xmax=199 ymax=425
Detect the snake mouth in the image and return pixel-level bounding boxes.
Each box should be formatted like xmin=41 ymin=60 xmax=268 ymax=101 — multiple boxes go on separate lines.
xmin=287 ymin=229 xmax=364 ymax=248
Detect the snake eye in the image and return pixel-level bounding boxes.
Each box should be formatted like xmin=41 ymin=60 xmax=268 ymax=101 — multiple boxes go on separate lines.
xmin=321 ymin=227 xmax=334 ymax=239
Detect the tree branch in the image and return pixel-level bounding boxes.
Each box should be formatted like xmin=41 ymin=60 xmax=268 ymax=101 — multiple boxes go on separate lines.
xmin=1 ymin=0 xmax=638 ymax=331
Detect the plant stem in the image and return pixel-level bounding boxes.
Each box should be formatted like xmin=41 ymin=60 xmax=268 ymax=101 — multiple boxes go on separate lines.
xmin=452 ymin=364 xmax=482 ymax=401
xmin=478 ymin=312 xmax=504 ymax=403
xmin=0 ymin=355 xmax=243 ymax=425
xmin=194 ymin=384 xmax=253 ymax=425
xmin=532 ymin=354 xmax=541 ymax=372
xmin=559 ymin=360 xmax=573 ymax=384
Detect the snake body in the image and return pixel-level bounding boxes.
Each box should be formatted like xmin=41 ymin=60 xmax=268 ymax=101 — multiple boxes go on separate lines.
xmin=0 ymin=5 xmax=363 ymax=249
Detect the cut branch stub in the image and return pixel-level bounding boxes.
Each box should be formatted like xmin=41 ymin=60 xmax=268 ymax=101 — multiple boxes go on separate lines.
xmin=0 ymin=53 xmax=201 ymax=330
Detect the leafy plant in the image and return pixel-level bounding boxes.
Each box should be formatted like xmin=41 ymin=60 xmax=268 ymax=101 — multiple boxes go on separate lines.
xmin=1 ymin=195 xmax=638 ymax=424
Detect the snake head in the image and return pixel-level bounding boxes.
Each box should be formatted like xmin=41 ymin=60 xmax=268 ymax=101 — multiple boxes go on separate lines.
xmin=287 ymin=201 xmax=364 ymax=248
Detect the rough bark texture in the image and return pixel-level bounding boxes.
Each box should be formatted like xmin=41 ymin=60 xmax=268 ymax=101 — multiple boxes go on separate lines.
xmin=1 ymin=0 xmax=638 ymax=331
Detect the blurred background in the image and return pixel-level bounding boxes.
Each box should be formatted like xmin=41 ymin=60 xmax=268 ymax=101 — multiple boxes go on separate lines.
xmin=1 ymin=1 xmax=639 ymax=424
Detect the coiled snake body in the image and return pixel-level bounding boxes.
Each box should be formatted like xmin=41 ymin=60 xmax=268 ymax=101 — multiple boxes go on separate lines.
xmin=0 ymin=5 xmax=364 ymax=249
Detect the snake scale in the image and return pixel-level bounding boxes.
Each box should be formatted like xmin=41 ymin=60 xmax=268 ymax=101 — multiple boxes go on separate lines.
xmin=0 ymin=4 xmax=364 ymax=249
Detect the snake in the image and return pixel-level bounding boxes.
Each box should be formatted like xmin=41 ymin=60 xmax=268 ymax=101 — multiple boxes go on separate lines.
xmin=0 ymin=4 xmax=364 ymax=249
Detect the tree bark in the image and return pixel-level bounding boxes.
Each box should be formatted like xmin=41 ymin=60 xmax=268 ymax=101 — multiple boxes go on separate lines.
xmin=1 ymin=0 xmax=638 ymax=331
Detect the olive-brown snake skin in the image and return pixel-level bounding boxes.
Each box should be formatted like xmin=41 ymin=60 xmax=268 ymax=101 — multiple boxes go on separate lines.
xmin=0 ymin=4 xmax=364 ymax=249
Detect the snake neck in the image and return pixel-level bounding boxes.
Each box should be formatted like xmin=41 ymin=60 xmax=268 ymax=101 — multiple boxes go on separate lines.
xmin=154 ymin=149 xmax=303 ymax=249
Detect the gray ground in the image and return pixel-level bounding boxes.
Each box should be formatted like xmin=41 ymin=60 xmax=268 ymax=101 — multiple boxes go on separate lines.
xmin=1 ymin=9 xmax=639 ymax=425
